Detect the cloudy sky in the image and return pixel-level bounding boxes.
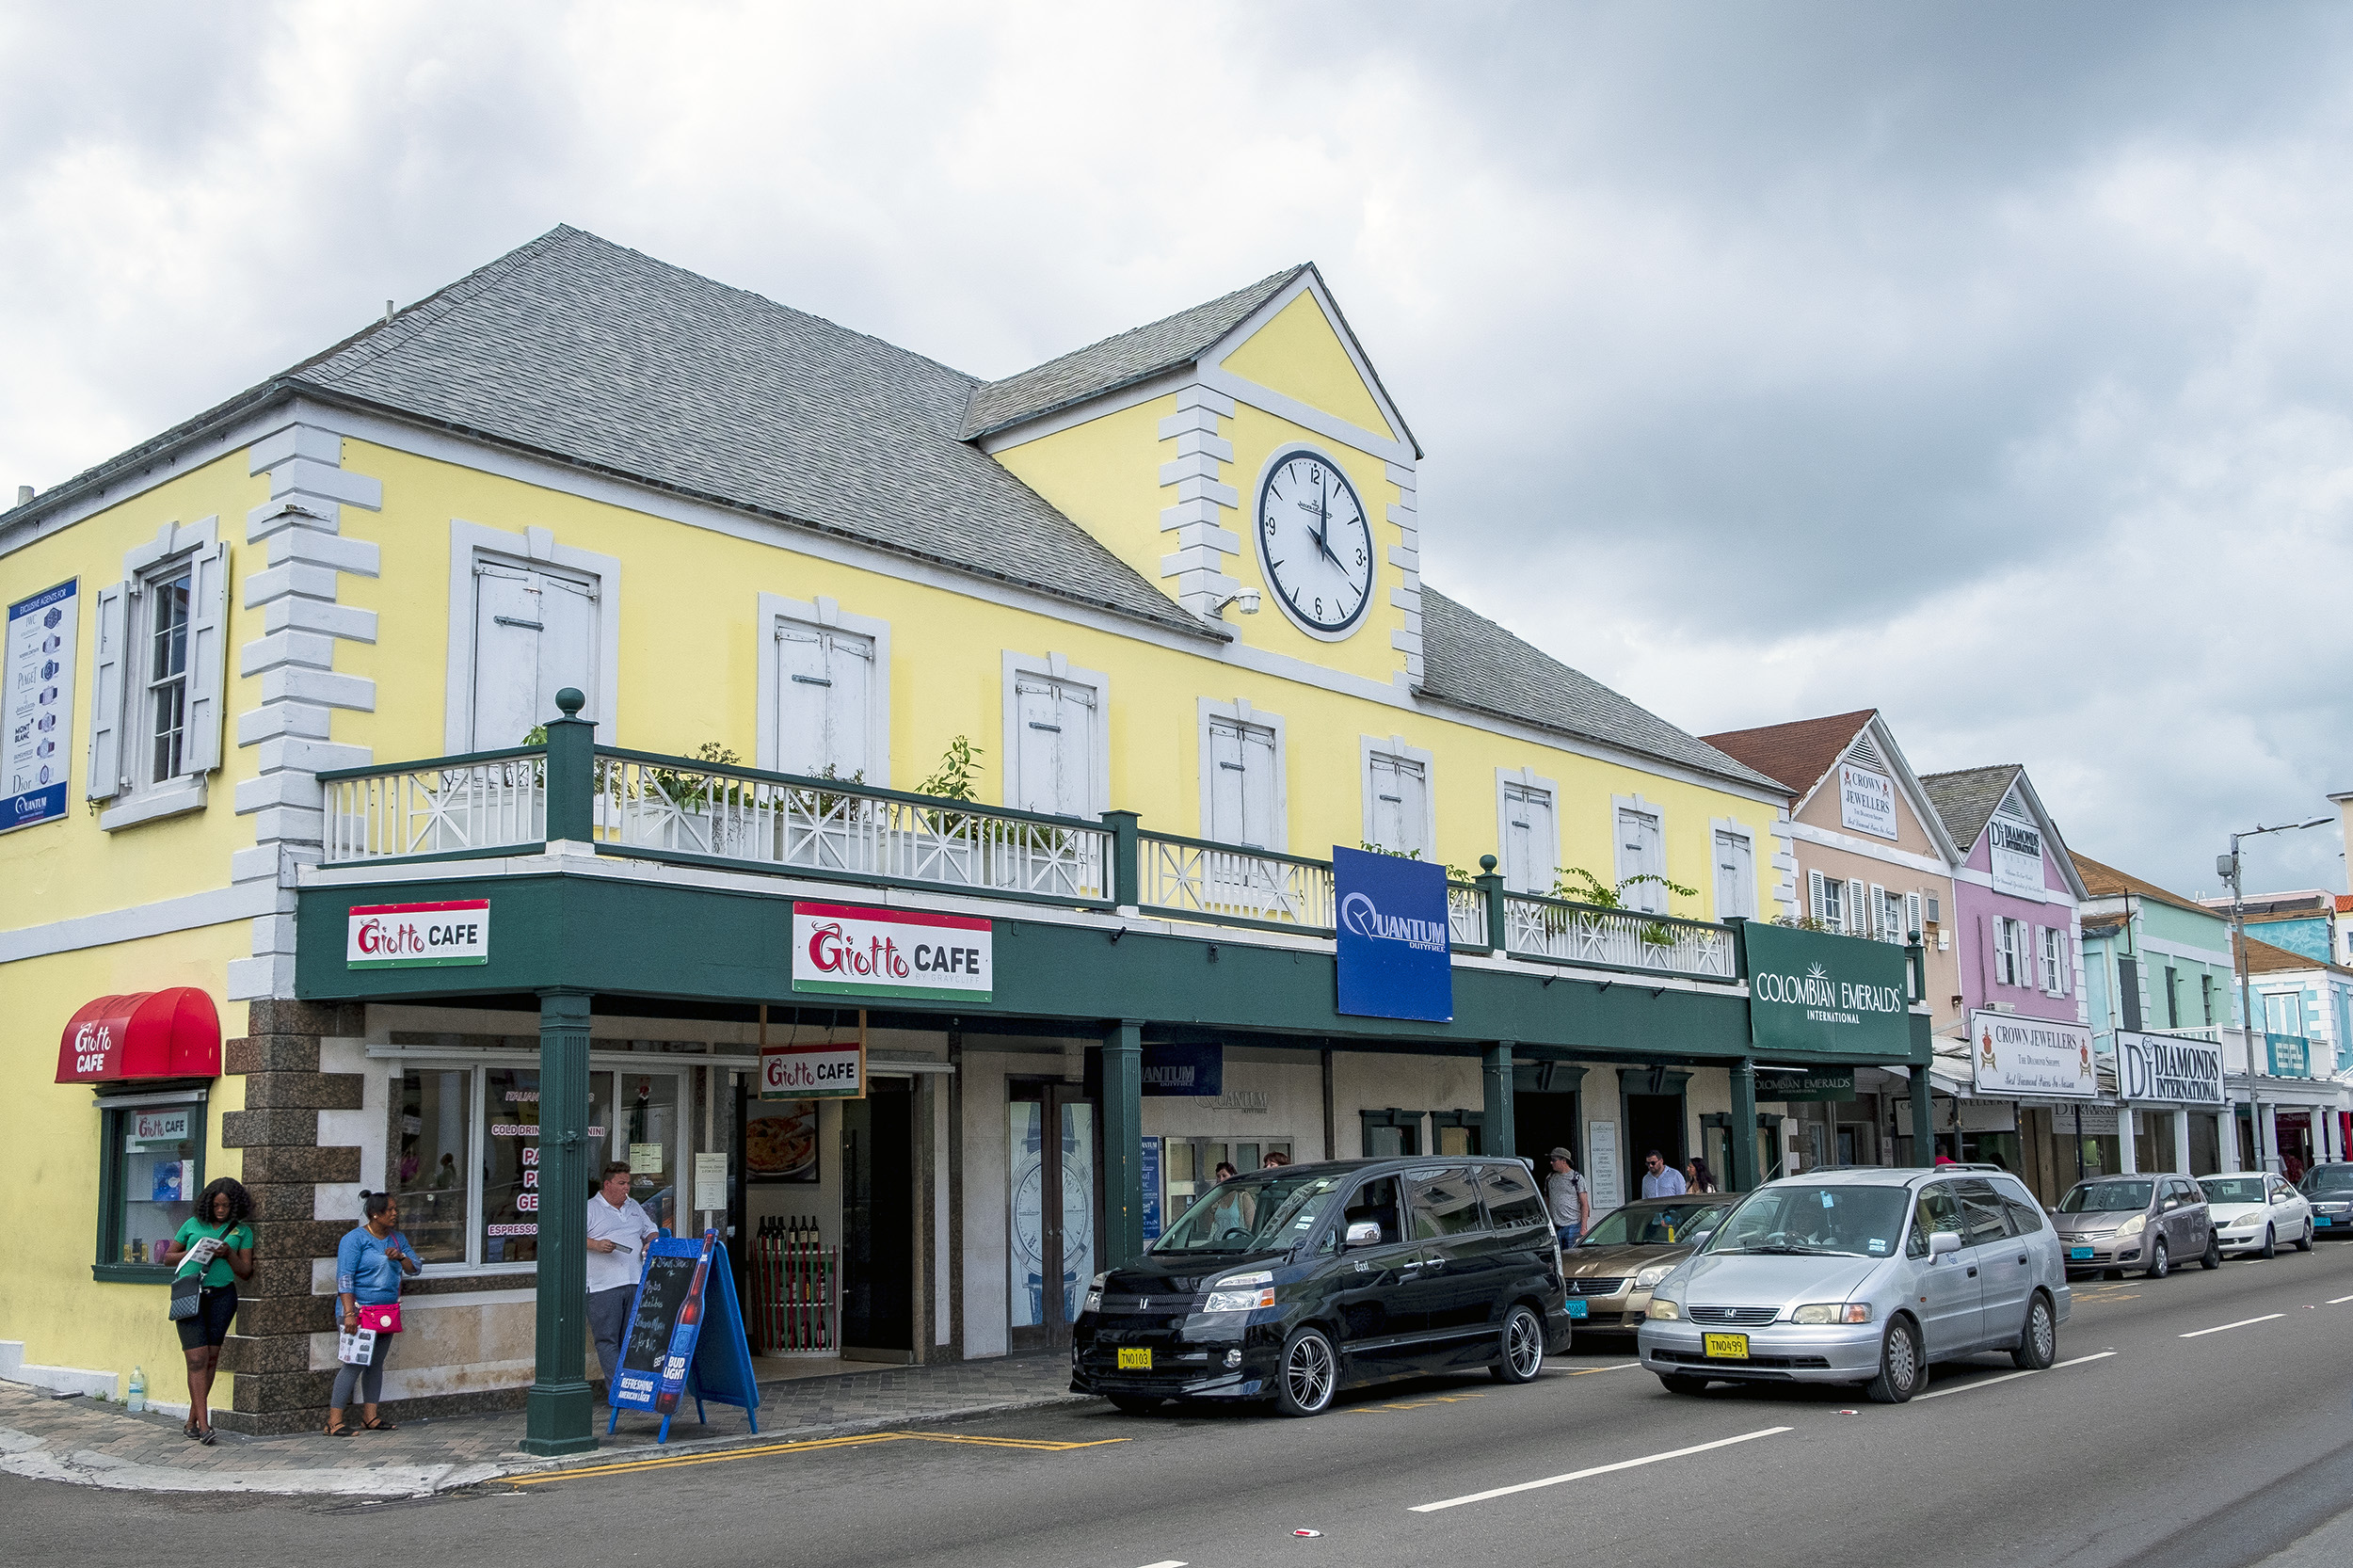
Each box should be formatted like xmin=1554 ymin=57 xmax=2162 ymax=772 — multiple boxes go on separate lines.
xmin=6 ymin=0 xmax=2349 ymax=898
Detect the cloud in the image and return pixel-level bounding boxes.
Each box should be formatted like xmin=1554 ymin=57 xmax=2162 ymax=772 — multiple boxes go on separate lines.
xmin=4 ymin=0 xmax=2349 ymax=896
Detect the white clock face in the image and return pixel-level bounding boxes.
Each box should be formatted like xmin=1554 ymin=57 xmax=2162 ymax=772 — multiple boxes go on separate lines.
xmin=1256 ymin=450 xmax=1375 ymax=636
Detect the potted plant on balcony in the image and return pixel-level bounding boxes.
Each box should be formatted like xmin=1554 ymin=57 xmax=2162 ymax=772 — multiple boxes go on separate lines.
xmin=1553 ymin=868 xmax=1700 ymax=967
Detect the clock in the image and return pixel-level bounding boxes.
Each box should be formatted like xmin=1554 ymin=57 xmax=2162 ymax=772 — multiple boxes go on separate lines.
xmin=1255 ymin=449 xmax=1375 ymax=637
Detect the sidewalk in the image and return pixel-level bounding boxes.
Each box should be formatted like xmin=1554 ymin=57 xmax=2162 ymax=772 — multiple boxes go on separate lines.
xmin=0 ymin=1353 xmax=1090 ymax=1497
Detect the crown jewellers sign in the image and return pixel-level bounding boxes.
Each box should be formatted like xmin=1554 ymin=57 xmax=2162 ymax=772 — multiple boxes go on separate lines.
xmin=1972 ymin=1011 xmax=2095 ymax=1098
xmin=1744 ymin=922 xmax=1913 ymax=1059
xmin=2115 ymin=1032 xmax=2224 ymax=1106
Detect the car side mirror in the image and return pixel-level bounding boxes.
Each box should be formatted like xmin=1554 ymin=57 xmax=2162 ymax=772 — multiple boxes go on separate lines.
xmin=1344 ymin=1220 xmax=1384 ymax=1249
xmin=2273 ymin=1191 xmax=2292 ymax=1203
xmin=1929 ymin=1230 xmax=1963 ymax=1257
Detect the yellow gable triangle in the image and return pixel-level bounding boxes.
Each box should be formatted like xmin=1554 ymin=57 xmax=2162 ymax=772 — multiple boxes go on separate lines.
xmin=1220 ymin=292 xmax=1396 ymax=440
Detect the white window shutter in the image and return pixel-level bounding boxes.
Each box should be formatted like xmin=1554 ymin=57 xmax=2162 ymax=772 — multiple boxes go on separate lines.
xmin=1015 ymin=680 xmax=1057 ymax=812
xmin=181 ymin=541 xmax=232 ymax=774
xmin=1870 ymin=884 xmax=1888 ymax=942
xmin=1847 ymin=878 xmax=1867 ymax=937
xmin=1905 ymin=892 xmax=1922 ymax=943
xmin=1400 ymin=760 xmax=1429 ymax=858
xmin=85 ymin=580 xmax=128 ymax=801
xmin=1808 ymin=869 xmax=1826 ymax=923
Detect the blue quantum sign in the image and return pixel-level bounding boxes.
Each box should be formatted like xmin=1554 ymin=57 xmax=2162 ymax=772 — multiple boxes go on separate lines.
xmin=1140 ymin=1136 xmax=1163 ymax=1243
xmin=1334 ymin=845 xmax=1454 ymax=1023
xmin=1142 ymin=1042 xmax=1222 ymax=1096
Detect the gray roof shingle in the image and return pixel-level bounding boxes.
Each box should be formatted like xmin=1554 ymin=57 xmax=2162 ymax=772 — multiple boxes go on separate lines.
xmin=1417 ymin=588 xmax=1784 ymax=793
xmin=960 ymin=267 xmax=1306 ymax=440
xmin=1919 ymin=765 xmax=2023 ymax=852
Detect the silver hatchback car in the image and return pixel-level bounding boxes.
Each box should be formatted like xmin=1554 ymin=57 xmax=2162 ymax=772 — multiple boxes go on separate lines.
xmin=1637 ymin=1167 xmax=2070 ymax=1404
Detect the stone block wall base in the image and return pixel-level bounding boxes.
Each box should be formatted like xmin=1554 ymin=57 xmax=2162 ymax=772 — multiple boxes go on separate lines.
xmin=217 ymin=1380 xmax=537 ymax=1437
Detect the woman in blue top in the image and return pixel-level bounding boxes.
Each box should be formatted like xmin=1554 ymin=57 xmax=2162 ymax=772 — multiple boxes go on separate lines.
xmin=327 ymin=1191 xmax=421 ymax=1436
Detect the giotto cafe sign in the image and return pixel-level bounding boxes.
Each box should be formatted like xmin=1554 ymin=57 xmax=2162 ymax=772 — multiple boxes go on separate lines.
xmin=2115 ymin=1032 xmax=2223 ymax=1106
xmin=1972 ymin=1012 xmax=2095 ymax=1098
xmin=791 ymin=900 xmax=992 ymax=1002
xmin=347 ymin=900 xmax=489 ymax=968
xmin=1744 ymin=922 xmax=1913 ymax=1058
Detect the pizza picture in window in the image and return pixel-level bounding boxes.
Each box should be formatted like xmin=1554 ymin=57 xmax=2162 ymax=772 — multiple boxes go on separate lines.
xmin=747 ymin=1102 xmax=818 ymax=1181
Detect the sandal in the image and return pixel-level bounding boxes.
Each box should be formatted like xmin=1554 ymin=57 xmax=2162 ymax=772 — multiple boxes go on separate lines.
xmin=183 ymin=1418 xmax=200 ymax=1441
xmin=194 ymin=1428 xmax=217 ymax=1447
xmin=360 ymin=1416 xmax=397 ymax=1432
xmin=323 ymin=1421 xmax=355 ymax=1438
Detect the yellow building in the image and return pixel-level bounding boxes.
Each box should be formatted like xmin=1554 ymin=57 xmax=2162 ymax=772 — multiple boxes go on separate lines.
xmin=1 ymin=228 xmax=1841 ymax=1442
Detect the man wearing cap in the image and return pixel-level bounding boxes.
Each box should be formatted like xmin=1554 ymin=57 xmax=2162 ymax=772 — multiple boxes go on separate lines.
xmin=1545 ymin=1147 xmax=1591 ymax=1251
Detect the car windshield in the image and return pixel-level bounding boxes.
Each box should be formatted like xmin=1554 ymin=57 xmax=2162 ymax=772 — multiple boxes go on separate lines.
xmin=1580 ymin=1201 xmax=1728 ymax=1247
xmin=1702 ymin=1183 xmax=1911 ymax=1258
xmin=2200 ymin=1177 xmax=2266 ymax=1205
xmin=2302 ymin=1165 xmax=2353 ymax=1195
xmin=1152 ymin=1173 xmax=1343 ymax=1255
xmin=2059 ymin=1180 xmax=2153 ymax=1213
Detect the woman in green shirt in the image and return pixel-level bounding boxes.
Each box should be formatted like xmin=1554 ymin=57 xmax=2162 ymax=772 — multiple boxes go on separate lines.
xmin=163 ymin=1177 xmax=254 ymax=1445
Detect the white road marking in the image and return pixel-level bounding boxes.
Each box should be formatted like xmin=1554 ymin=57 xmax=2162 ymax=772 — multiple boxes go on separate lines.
xmin=1913 ymin=1350 xmax=2116 ymax=1401
xmin=2180 ymin=1313 xmax=2286 ymax=1338
xmin=1409 ymin=1426 xmax=1791 ymax=1512
xmin=1563 ymin=1362 xmax=1641 ymax=1376
xmin=1135 ymin=1560 xmax=1187 ymax=1567
xmin=2329 ymin=1294 xmax=2353 ymax=1305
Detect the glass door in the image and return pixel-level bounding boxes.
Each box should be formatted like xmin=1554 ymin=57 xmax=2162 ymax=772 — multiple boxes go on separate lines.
xmin=1008 ymin=1082 xmax=1097 ymax=1350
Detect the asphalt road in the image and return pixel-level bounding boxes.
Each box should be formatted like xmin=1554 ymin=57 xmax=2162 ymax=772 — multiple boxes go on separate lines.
xmin=8 ymin=1241 xmax=2353 ymax=1568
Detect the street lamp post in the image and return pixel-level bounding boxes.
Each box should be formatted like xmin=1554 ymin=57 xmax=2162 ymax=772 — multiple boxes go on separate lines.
xmin=2217 ymin=816 xmax=2329 ymax=1170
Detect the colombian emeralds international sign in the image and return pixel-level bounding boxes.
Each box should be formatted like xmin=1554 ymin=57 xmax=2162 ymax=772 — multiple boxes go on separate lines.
xmin=1744 ymin=922 xmax=1913 ymax=1060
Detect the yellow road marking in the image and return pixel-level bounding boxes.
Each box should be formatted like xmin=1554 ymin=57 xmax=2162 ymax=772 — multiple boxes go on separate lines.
xmin=509 ymin=1430 xmax=1127 ymax=1484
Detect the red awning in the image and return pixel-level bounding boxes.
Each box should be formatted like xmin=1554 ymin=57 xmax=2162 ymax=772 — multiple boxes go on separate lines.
xmin=56 ymin=988 xmax=221 ymax=1083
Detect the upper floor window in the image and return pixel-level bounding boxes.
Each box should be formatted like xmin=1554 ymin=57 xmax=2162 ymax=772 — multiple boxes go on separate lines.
xmin=1613 ymin=803 xmax=1666 ymax=914
xmin=774 ymin=623 xmax=872 ymax=779
xmin=1362 ymin=738 xmax=1433 ymax=860
xmin=1497 ymin=775 xmax=1557 ymax=894
xmin=1712 ymin=828 xmax=1755 ymax=920
xmin=87 ymin=520 xmax=229 ymax=828
xmin=1203 ymin=712 xmax=1280 ymax=850
xmin=2039 ymin=927 xmax=2070 ymax=996
xmin=1003 ymin=652 xmax=1109 ymax=820
xmin=1995 ymin=917 xmax=2026 ymax=986
xmin=1808 ymin=870 xmax=1850 ymax=934
xmin=445 ymin=521 xmax=620 ymax=754
xmin=2264 ymin=991 xmax=2303 ymax=1037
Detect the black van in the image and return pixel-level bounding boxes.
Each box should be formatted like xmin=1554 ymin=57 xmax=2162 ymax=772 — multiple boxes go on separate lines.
xmin=1070 ymin=1157 xmax=1573 ymax=1417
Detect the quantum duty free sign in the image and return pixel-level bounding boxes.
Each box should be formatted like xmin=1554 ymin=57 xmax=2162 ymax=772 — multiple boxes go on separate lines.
xmin=1333 ymin=846 xmax=1454 ymax=1024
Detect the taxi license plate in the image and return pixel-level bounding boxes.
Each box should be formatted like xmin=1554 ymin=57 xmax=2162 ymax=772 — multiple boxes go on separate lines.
xmin=1566 ymin=1299 xmax=1589 ymax=1319
xmin=1703 ymin=1333 xmax=1749 ymax=1360
xmin=1116 ymin=1348 xmax=1152 ymax=1371
xmin=2068 ymin=1246 xmax=2094 ymax=1260
xmin=2316 ymin=1217 xmax=2332 ymax=1226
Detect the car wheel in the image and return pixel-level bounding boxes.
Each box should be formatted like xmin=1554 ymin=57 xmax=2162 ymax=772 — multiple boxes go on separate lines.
xmin=2146 ymin=1236 xmax=2169 ymax=1279
xmin=2201 ymin=1231 xmax=2222 ymax=1270
xmin=1864 ymin=1317 xmax=1923 ymax=1404
xmin=2295 ymin=1220 xmax=2314 ymax=1253
xmin=1273 ymin=1326 xmax=1338 ymax=1418
xmin=1490 ymin=1304 xmax=1545 ymax=1384
xmin=2260 ymin=1224 xmax=2277 ymax=1259
xmin=1658 ymin=1374 xmax=1709 ymax=1396
xmin=2010 ymin=1292 xmax=2057 ymax=1370
xmin=1107 ymin=1394 xmax=1164 ymax=1415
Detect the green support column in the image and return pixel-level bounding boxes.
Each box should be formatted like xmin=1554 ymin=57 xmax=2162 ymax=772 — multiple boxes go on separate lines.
xmin=521 ymin=987 xmax=597 ymax=1455
xmin=1728 ymin=1058 xmax=1760 ymax=1191
xmin=1101 ymin=809 xmax=1140 ymax=911
xmin=1482 ymin=1043 xmax=1515 ymax=1159
xmin=1477 ymin=856 xmax=1508 ymax=953
xmin=1910 ymin=1064 xmax=1936 ymax=1166
xmin=1100 ymin=1020 xmax=1144 ymax=1271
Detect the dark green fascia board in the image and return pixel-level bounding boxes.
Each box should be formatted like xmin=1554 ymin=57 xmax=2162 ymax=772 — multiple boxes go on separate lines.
xmin=296 ymin=872 xmax=1930 ymax=1066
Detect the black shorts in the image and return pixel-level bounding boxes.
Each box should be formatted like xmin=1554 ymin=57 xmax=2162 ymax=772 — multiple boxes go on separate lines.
xmin=176 ymin=1285 xmax=237 ymax=1350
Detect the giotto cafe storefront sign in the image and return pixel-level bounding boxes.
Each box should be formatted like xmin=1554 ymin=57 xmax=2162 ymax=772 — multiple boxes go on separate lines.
xmin=790 ymin=900 xmax=992 ymax=1001
xmin=1744 ymin=923 xmax=1913 ymax=1058
xmin=1971 ymin=1012 xmax=2095 ymax=1098
xmin=2115 ymin=1031 xmax=2224 ymax=1106
xmin=346 ymin=900 xmax=490 ymax=968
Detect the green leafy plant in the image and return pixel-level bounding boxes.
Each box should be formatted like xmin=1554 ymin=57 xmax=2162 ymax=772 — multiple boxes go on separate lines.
xmin=1552 ymin=867 xmax=1700 ymax=948
xmin=649 ymin=742 xmax=746 ymax=812
xmin=917 ymin=736 xmax=983 ymax=802
xmin=1359 ymin=840 xmax=1473 ymax=884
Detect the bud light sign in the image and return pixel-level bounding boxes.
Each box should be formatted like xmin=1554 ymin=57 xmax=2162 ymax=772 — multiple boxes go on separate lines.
xmin=346 ymin=900 xmax=490 ymax=968
xmin=1333 ymin=845 xmax=1453 ymax=1023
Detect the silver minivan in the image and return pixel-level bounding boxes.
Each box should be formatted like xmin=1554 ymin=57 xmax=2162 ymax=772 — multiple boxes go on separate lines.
xmin=1636 ymin=1166 xmax=2071 ymax=1404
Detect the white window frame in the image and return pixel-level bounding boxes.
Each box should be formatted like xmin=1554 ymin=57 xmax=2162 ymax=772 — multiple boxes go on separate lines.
xmin=1494 ymin=767 xmax=1560 ymax=894
xmin=1611 ymin=792 xmax=1669 ymax=913
xmin=1360 ymin=734 xmax=1436 ymax=860
xmin=443 ymin=520 xmax=622 ymax=754
xmin=1807 ymin=868 xmax=1844 ymax=933
xmin=755 ymin=592 xmax=891 ymax=784
xmin=1000 ymin=649 xmax=1112 ymax=818
xmin=1996 ymin=917 xmax=2026 ymax=987
xmin=1195 ymin=696 xmax=1288 ymax=850
xmin=88 ymin=517 xmax=230 ymax=831
xmin=1708 ymin=818 xmax=1757 ymax=921
xmin=2263 ymin=990 xmax=2303 ymax=1038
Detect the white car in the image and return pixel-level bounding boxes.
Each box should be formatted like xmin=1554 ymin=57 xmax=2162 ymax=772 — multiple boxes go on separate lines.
xmin=2198 ymin=1173 xmax=2313 ymax=1258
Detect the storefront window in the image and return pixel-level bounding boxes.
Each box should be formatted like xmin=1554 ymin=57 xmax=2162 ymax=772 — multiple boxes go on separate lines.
xmin=613 ymin=1069 xmax=680 ymax=1233
xmin=483 ymin=1067 xmax=540 ymax=1262
xmin=98 ymin=1097 xmax=205 ymax=1273
xmin=398 ymin=1069 xmax=472 ymax=1264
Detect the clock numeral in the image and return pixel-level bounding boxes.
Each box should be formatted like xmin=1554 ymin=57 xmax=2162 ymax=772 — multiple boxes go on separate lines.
xmin=1314 ymin=597 xmax=1324 ymax=619
xmin=1264 ymin=519 xmax=1277 ymax=539
xmin=1354 ymin=546 xmax=1366 ymax=566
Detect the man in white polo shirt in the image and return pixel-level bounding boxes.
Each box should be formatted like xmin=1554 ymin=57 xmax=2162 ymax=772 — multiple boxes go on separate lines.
xmin=585 ymin=1160 xmax=660 ymax=1390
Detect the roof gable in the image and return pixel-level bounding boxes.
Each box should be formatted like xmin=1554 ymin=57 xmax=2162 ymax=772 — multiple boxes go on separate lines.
xmin=1921 ymin=763 xmax=2088 ymax=900
xmin=1701 ymin=711 xmax=1876 ymax=795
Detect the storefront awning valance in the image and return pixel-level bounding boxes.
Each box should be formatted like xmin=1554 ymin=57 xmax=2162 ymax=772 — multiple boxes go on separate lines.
xmin=55 ymin=988 xmax=220 ymax=1083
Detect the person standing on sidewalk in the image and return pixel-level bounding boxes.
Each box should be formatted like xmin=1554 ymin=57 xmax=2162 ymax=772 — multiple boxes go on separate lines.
xmin=1641 ymin=1150 xmax=1688 ymax=1198
xmin=1545 ymin=1148 xmax=1591 ymax=1250
xmin=163 ymin=1177 xmax=253 ymax=1445
xmin=587 ymin=1161 xmax=660 ymax=1391
xmin=327 ymin=1192 xmax=421 ymax=1437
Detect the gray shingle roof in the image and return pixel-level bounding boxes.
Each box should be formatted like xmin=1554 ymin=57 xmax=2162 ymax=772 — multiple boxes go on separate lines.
xmin=1919 ymin=765 xmax=2023 ymax=852
xmin=1417 ymin=588 xmax=1785 ymax=792
xmin=960 ymin=267 xmax=1306 ymax=440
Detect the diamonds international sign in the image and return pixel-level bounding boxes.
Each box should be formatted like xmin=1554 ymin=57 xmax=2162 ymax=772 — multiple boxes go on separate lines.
xmin=1744 ymin=922 xmax=1913 ymax=1060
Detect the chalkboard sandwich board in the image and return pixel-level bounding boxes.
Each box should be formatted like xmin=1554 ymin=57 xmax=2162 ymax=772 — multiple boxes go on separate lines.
xmin=609 ymin=1229 xmax=760 ymax=1442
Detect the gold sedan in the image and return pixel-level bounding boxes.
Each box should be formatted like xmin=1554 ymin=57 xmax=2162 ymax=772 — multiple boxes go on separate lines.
xmin=1561 ymin=1197 xmax=1734 ymax=1334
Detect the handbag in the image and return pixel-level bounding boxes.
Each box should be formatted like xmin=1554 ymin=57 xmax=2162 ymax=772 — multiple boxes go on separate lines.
xmin=167 ymin=1222 xmax=234 ymax=1321
xmin=358 ymin=1303 xmax=402 ymax=1334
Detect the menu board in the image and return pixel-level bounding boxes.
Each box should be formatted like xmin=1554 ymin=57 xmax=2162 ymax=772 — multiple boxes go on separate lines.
xmin=3 ymin=579 xmax=76 ymax=834
xmin=621 ymin=1250 xmax=702 ymax=1382
xmin=608 ymin=1232 xmax=760 ymax=1443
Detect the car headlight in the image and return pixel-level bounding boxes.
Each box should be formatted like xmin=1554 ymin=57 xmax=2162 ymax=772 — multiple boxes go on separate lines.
xmin=1082 ymin=1271 xmax=1109 ymax=1314
xmin=1633 ymin=1264 xmax=1676 ymax=1289
xmin=1204 ymin=1270 xmax=1275 ymax=1312
xmin=1646 ymin=1298 xmax=1683 ymax=1320
xmin=1790 ymin=1302 xmax=1872 ymax=1325
xmin=2118 ymin=1215 xmax=2146 ymax=1238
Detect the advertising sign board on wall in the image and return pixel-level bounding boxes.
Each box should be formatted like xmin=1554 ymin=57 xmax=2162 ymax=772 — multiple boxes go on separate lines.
xmin=3 ymin=579 xmax=77 ymax=834
xmin=2116 ymin=1032 xmax=2225 ymax=1105
xmin=1837 ymin=762 xmax=1898 ymax=841
xmin=1989 ymin=816 xmax=2047 ymax=900
xmin=790 ymin=901 xmax=992 ymax=1001
xmin=1971 ymin=1011 xmax=2095 ymax=1097
xmin=1744 ymin=922 xmax=1914 ymax=1060
xmin=347 ymin=901 xmax=490 ymax=968
xmin=1141 ymin=1043 xmax=1223 ymax=1096
xmin=1333 ymin=846 xmax=1453 ymax=1023
xmin=1753 ymin=1068 xmax=1856 ymax=1102
xmin=2266 ymin=1033 xmax=2311 ymax=1079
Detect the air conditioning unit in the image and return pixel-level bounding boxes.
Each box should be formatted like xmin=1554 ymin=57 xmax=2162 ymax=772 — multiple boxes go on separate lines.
xmin=1991 ymin=1001 xmax=2014 ymax=1014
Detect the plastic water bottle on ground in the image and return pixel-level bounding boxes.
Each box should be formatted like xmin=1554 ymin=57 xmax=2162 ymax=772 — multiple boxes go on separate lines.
xmin=127 ymin=1366 xmax=146 ymax=1413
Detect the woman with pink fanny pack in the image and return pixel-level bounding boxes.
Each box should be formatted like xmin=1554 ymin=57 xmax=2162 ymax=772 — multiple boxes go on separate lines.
xmin=327 ymin=1190 xmax=422 ymax=1437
